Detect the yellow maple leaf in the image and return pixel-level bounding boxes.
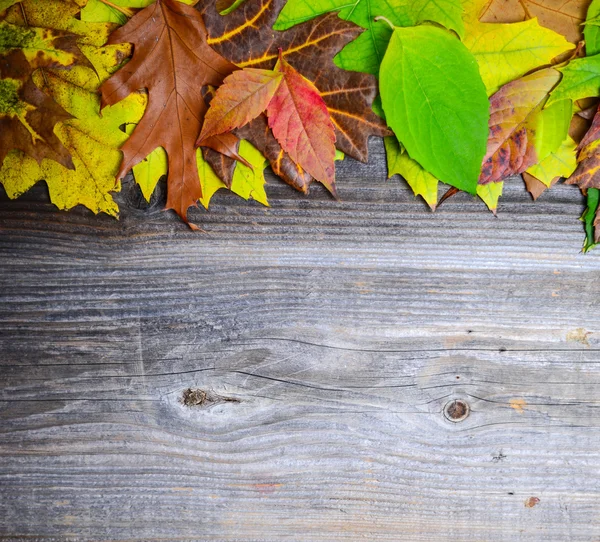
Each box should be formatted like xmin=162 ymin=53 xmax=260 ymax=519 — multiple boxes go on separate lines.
xmin=462 ymin=0 xmax=573 ymax=96
xmin=0 ymin=66 xmax=145 ymax=216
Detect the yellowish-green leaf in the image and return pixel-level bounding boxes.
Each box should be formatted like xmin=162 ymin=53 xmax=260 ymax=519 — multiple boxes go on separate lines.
xmin=477 ymin=181 xmax=503 ymax=213
xmin=384 ymin=136 xmax=438 ymax=210
xmin=200 ymin=141 xmax=269 ymax=209
xmin=3 ymin=0 xmax=114 ymax=47
xmin=462 ymin=9 xmax=573 ymax=96
xmin=0 ymin=67 xmax=146 ymax=216
xmin=527 ymin=135 xmax=577 ymax=186
xmin=0 ymin=0 xmax=20 ymax=11
xmin=0 ymin=20 xmax=84 ymax=69
xmin=230 ymin=140 xmax=269 ymax=206
xmin=124 ymin=123 xmax=168 ymax=202
xmin=533 ymin=98 xmax=572 ymax=163
xmin=81 ymin=0 xmax=197 ymax=24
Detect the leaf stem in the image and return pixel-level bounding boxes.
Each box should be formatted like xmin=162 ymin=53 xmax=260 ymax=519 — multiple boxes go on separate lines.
xmin=98 ymin=0 xmax=135 ymax=18
xmin=374 ymin=16 xmax=394 ymax=30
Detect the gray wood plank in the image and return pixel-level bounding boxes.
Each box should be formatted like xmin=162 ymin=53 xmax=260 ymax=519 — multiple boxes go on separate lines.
xmin=1 ymin=139 xmax=600 ymax=541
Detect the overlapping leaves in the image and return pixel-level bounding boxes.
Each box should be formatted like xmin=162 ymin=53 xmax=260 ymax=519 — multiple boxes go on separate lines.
xmin=1 ymin=0 xmax=600 ymax=252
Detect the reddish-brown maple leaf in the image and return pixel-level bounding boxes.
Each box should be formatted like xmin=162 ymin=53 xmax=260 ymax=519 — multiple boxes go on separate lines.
xmin=198 ymin=0 xmax=389 ymax=189
xmin=479 ymin=68 xmax=561 ymax=184
xmin=0 ymin=50 xmax=73 ymax=170
xmin=201 ymin=82 xmax=313 ymax=192
xmin=198 ymin=53 xmax=336 ymax=193
xmin=100 ymin=0 xmax=236 ymax=226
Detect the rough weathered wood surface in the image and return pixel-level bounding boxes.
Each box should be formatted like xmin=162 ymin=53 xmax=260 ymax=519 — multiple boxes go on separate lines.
xmin=1 ymin=140 xmax=600 ymax=541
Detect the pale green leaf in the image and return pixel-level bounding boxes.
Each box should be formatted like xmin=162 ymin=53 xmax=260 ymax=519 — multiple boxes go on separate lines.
xmin=384 ymin=136 xmax=438 ymax=209
xmin=477 ymin=181 xmax=503 ymax=213
xmin=527 ymin=136 xmax=577 ymax=186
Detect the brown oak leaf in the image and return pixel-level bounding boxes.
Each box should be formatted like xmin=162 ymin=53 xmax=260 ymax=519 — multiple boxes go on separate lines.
xmin=198 ymin=0 xmax=389 ymax=188
xmin=100 ymin=0 xmax=236 ymax=226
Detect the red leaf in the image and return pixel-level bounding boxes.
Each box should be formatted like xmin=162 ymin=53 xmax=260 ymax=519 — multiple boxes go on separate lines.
xmin=267 ymin=52 xmax=336 ymax=194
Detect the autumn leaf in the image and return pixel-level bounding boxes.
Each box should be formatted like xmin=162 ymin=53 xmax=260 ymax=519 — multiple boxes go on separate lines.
xmin=380 ymin=24 xmax=489 ymax=194
xmin=100 ymin=0 xmax=236 ymax=227
xmin=235 ymin=114 xmax=314 ymax=191
xmin=462 ymin=0 xmax=573 ymax=95
xmin=198 ymin=68 xmax=283 ymax=143
xmin=0 ymin=51 xmax=73 ymax=169
xmin=0 ymin=19 xmax=91 ymax=70
xmin=0 ymin=5 xmax=98 ymax=169
xmin=566 ymin=108 xmax=600 ymax=190
xmin=199 ymin=0 xmax=389 ymax=167
xmin=522 ymin=171 xmax=559 ymax=199
xmin=479 ymin=68 xmax=562 ymax=184
xmin=384 ymin=136 xmax=438 ymax=210
xmin=2 ymin=0 xmax=115 ymax=47
xmin=274 ymin=0 xmax=464 ymax=76
xmin=200 ymin=140 xmax=269 ymax=208
xmin=0 ymin=63 xmax=146 ymax=216
xmin=479 ymin=0 xmax=589 ymax=44
xmin=266 ymin=53 xmax=336 ymax=194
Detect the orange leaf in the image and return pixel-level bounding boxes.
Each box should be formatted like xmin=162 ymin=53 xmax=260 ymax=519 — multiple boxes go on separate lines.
xmin=198 ymin=68 xmax=283 ymax=143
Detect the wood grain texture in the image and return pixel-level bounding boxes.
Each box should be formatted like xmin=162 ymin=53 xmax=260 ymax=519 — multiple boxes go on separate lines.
xmin=1 ymin=139 xmax=600 ymax=541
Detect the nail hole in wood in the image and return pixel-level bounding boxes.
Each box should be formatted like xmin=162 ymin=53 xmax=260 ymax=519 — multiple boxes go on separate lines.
xmin=444 ymin=399 xmax=470 ymax=422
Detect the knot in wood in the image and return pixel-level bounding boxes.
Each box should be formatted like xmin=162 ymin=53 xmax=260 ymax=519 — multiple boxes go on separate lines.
xmin=443 ymin=399 xmax=470 ymax=422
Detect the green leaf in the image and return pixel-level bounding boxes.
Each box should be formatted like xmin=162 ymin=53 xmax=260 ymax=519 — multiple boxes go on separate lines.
xmin=384 ymin=136 xmax=438 ymax=209
xmin=380 ymin=25 xmax=489 ymax=194
xmin=585 ymin=0 xmax=600 ymax=56
xmin=274 ymin=0 xmax=464 ymax=76
xmin=582 ymin=187 xmax=600 ymax=252
xmin=126 ymin=121 xmax=168 ymax=203
xmin=547 ymin=54 xmax=600 ymax=107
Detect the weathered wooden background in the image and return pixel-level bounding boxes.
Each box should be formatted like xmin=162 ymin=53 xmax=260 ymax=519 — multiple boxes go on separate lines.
xmin=1 ymin=140 xmax=600 ymax=541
